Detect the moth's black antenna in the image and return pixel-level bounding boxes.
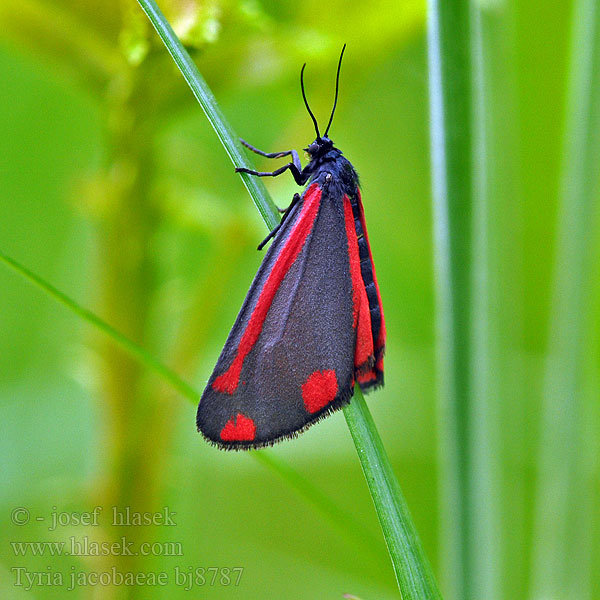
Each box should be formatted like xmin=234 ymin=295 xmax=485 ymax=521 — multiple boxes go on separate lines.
xmin=301 ymin=63 xmax=321 ymax=140
xmin=324 ymin=44 xmax=346 ymax=137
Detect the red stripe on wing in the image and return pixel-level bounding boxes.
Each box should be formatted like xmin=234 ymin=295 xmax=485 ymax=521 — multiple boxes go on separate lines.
xmin=212 ymin=184 xmax=322 ymax=394
xmin=343 ymin=194 xmax=374 ymax=370
xmin=357 ymin=190 xmax=386 ymax=354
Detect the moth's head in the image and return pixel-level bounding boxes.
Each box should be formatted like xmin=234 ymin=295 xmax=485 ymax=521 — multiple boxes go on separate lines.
xmin=305 ymin=136 xmax=334 ymax=158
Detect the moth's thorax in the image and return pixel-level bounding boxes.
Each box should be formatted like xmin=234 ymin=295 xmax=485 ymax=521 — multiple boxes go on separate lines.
xmin=308 ymin=150 xmax=359 ymax=197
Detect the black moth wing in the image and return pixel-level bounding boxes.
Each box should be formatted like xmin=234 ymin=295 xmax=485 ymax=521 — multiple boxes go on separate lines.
xmin=197 ymin=178 xmax=356 ymax=449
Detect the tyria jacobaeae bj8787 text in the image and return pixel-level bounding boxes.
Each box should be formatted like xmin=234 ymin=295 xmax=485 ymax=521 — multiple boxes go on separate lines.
xmin=197 ymin=45 xmax=385 ymax=449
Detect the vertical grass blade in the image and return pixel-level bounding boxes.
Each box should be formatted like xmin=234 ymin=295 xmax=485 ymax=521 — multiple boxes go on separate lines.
xmin=426 ymin=0 xmax=474 ymax=598
xmin=469 ymin=1 xmax=517 ymax=598
xmin=530 ymin=0 xmax=600 ymax=597
xmin=469 ymin=9 xmax=498 ymax=600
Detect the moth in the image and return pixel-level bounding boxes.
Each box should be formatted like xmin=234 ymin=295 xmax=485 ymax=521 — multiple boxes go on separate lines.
xmin=197 ymin=46 xmax=385 ymax=449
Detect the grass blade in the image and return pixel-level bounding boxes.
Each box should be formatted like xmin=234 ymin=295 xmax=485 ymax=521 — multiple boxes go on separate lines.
xmin=136 ymin=0 xmax=279 ymax=230
xmin=137 ymin=1 xmax=443 ymax=595
xmin=530 ymin=0 xmax=600 ymax=597
xmin=344 ymin=388 xmax=442 ymax=599
xmin=427 ymin=0 xmax=476 ymax=597
xmin=0 ymin=248 xmax=198 ymax=402
xmin=468 ymin=3 xmax=512 ymax=598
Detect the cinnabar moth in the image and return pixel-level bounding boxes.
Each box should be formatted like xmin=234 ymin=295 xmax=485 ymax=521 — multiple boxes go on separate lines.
xmin=197 ymin=45 xmax=385 ymax=449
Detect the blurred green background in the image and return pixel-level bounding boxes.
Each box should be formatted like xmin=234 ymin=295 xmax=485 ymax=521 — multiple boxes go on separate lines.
xmin=0 ymin=0 xmax=598 ymax=598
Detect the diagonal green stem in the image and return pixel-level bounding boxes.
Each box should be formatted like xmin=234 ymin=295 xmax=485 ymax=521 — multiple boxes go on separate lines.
xmin=136 ymin=0 xmax=279 ymax=230
xmin=344 ymin=387 xmax=442 ymax=599
xmin=0 ymin=249 xmax=198 ymax=402
xmin=136 ymin=1 xmax=443 ymax=596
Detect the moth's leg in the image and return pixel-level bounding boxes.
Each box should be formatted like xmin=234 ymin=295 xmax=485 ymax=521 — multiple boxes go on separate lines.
xmin=240 ymin=140 xmax=303 ymax=173
xmin=240 ymin=139 xmax=292 ymax=159
xmin=237 ymin=140 xmax=305 ymax=185
xmin=236 ymin=160 xmax=306 ymax=186
xmin=257 ymin=193 xmax=301 ymax=251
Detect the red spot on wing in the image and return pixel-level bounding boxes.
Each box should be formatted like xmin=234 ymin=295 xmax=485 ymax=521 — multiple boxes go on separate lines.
xmin=220 ymin=413 xmax=256 ymax=441
xmin=343 ymin=195 xmax=374 ymax=369
xmin=212 ymin=185 xmax=322 ymax=395
xmin=302 ymin=370 xmax=338 ymax=414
